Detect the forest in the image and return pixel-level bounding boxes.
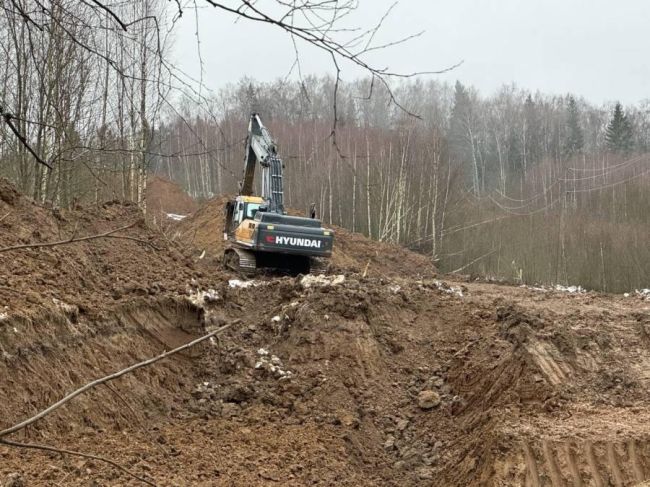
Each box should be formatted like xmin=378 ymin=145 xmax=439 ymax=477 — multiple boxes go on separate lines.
xmin=153 ymin=78 xmax=650 ymax=293
xmin=1 ymin=1 xmax=649 ymax=292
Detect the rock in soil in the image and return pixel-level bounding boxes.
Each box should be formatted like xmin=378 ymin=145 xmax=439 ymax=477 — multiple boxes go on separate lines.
xmin=417 ymin=390 xmax=441 ymax=409
xmin=4 ymin=473 xmax=24 ymax=487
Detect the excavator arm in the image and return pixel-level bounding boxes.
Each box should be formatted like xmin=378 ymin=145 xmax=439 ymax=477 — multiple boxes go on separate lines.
xmin=240 ymin=113 xmax=285 ymax=214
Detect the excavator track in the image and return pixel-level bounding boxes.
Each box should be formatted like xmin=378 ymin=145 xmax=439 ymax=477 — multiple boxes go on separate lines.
xmin=224 ymin=247 xmax=257 ymax=276
xmin=309 ymin=257 xmax=328 ymax=275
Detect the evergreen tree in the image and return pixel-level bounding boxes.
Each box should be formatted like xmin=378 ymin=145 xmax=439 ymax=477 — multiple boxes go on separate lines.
xmin=523 ymin=94 xmax=542 ymax=166
xmin=449 ymin=81 xmax=480 ymax=193
xmin=564 ymin=95 xmax=584 ymax=158
xmin=605 ymin=102 xmax=634 ymax=153
xmin=450 ymin=81 xmax=471 ymax=143
xmin=507 ymin=126 xmax=522 ymax=173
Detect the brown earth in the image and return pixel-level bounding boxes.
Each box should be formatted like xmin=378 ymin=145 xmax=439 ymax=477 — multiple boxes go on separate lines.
xmin=2 ymin=178 xmax=650 ymax=486
xmin=146 ymin=176 xmax=198 ymax=225
xmin=0 ymin=178 xmax=212 ymax=316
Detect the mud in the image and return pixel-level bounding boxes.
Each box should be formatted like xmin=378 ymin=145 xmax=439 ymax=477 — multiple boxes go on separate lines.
xmin=146 ymin=176 xmax=198 ymax=225
xmin=2 ymin=179 xmax=650 ymax=486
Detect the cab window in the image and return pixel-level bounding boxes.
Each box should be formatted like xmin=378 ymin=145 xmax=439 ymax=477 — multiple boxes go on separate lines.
xmin=245 ymin=203 xmax=261 ymax=219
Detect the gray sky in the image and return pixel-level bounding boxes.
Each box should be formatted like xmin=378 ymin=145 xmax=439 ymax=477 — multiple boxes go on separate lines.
xmin=173 ymin=0 xmax=650 ymax=105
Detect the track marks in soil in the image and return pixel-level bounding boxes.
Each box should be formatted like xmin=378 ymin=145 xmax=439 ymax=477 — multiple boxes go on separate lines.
xmin=524 ymin=442 xmax=542 ymax=487
xmin=563 ymin=443 xmax=584 ymax=487
xmin=542 ymin=440 xmax=566 ymax=487
xmin=519 ymin=439 xmax=649 ymax=486
xmin=525 ymin=340 xmax=572 ymax=386
xmin=630 ymin=440 xmax=646 ymax=483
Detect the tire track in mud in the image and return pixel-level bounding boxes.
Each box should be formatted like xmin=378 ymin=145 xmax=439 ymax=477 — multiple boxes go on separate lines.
xmin=542 ymin=440 xmax=566 ymax=487
xmin=630 ymin=440 xmax=646 ymax=483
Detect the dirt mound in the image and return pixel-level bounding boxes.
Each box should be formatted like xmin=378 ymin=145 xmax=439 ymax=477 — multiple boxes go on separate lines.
xmin=174 ymin=196 xmax=436 ymax=278
xmin=329 ymin=224 xmax=435 ymax=277
xmin=146 ymin=175 xmax=198 ymax=222
xmin=0 ymin=178 xmax=213 ymax=315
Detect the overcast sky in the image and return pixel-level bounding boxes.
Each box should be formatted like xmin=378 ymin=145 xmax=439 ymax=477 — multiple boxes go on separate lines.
xmin=173 ymin=0 xmax=650 ymax=105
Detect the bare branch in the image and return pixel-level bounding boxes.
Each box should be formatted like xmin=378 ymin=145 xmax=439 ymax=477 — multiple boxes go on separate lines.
xmin=0 ymin=438 xmax=157 ymax=486
xmin=87 ymin=0 xmax=128 ymax=31
xmin=203 ymin=0 xmax=460 ymax=118
xmin=0 ymin=221 xmax=142 ymax=254
xmin=0 ymin=106 xmax=52 ymax=170
xmin=451 ymin=249 xmax=499 ymax=274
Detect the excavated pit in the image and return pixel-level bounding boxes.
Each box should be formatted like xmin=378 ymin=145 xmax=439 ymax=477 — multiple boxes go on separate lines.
xmin=2 ymin=179 xmax=650 ymax=486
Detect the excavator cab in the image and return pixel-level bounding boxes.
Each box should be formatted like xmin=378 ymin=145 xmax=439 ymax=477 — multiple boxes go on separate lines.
xmin=224 ymin=196 xmax=266 ymax=238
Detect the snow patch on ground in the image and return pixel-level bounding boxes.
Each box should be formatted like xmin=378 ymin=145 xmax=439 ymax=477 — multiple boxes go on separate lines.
xmin=522 ymin=284 xmax=587 ymax=294
xmin=521 ymin=285 xmax=549 ymax=293
xmin=166 ymin=213 xmax=187 ymax=221
xmin=187 ymin=289 xmax=220 ymax=306
xmin=432 ymin=280 xmax=464 ymax=297
xmin=228 ymin=279 xmax=266 ymax=289
xmin=255 ymin=348 xmax=293 ymax=380
xmin=553 ymin=284 xmax=586 ymax=294
xmin=635 ymin=289 xmax=650 ymax=300
xmin=301 ymin=274 xmax=345 ymax=288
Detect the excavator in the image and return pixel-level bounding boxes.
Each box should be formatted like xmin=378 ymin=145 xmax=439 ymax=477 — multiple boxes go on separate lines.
xmin=223 ymin=113 xmax=334 ymax=275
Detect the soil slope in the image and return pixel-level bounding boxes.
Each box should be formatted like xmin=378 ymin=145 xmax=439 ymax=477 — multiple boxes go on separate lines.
xmin=0 ymin=178 xmax=210 ymax=315
xmin=146 ymin=175 xmax=198 ymax=221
